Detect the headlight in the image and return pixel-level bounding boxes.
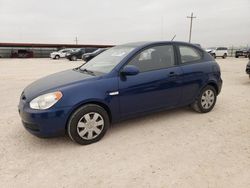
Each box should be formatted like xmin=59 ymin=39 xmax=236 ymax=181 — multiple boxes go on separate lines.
xmin=29 ymin=91 xmax=63 ymax=110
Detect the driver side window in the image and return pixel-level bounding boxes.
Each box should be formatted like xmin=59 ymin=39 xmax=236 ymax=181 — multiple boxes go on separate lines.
xmin=128 ymin=45 xmax=175 ymax=72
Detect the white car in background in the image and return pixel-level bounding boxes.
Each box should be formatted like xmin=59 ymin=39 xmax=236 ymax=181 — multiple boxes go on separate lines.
xmin=50 ymin=49 xmax=75 ymax=59
xmin=206 ymin=47 xmax=228 ymax=59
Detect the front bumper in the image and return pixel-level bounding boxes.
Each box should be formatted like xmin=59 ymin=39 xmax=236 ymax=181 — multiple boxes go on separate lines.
xmin=236 ymin=52 xmax=247 ymax=57
xmin=18 ymin=100 xmax=72 ymax=137
xmin=50 ymin=54 xmax=56 ymax=59
xmin=246 ymin=66 xmax=250 ymax=75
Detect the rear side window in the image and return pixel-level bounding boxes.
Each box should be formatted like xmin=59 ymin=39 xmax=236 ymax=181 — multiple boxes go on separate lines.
xmin=179 ymin=46 xmax=202 ymax=64
xmin=217 ymin=47 xmax=227 ymax=50
xmin=128 ymin=45 xmax=175 ymax=72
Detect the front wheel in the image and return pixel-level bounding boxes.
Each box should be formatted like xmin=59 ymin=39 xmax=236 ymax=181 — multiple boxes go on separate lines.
xmin=67 ymin=104 xmax=110 ymax=145
xmin=71 ymin=56 xmax=77 ymax=61
xmin=222 ymin=53 xmax=227 ymax=59
xmin=191 ymin=86 xmax=217 ymax=113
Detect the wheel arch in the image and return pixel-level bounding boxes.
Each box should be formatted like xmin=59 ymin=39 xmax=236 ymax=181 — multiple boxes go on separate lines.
xmin=207 ymin=82 xmax=219 ymax=95
xmin=197 ymin=80 xmax=218 ymax=97
xmin=65 ymin=100 xmax=112 ymax=129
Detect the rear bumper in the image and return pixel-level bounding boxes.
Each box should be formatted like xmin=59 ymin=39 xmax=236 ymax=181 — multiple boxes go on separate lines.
xmin=217 ymin=78 xmax=223 ymax=95
xmin=18 ymin=102 xmax=72 ymax=137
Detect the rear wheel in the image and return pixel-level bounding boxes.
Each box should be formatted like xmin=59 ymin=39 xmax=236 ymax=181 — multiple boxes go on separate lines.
xmin=212 ymin=53 xmax=216 ymax=58
xmin=191 ymin=86 xmax=217 ymax=113
xmin=222 ymin=53 xmax=227 ymax=59
xmin=67 ymin=104 xmax=110 ymax=145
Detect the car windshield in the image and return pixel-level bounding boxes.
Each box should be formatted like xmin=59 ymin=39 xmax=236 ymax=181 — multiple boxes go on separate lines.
xmin=80 ymin=46 xmax=135 ymax=74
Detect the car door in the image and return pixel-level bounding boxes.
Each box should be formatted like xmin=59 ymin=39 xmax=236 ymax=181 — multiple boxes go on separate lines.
xmin=61 ymin=50 xmax=67 ymax=58
xmin=177 ymin=45 xmax=209 ymax=105
xmin=118 ymin=44 xmax=183 ymax=118
xmin=216 ymin=48 xmax=223 ymax=56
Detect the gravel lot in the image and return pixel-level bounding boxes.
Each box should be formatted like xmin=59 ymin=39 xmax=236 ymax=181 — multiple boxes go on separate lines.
xmin=0 ymin=57 xmax=249 ymax=188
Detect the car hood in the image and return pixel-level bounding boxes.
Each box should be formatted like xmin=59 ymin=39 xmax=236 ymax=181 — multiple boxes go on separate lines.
xmin=24 ymin=69 xmax=96 ymax=100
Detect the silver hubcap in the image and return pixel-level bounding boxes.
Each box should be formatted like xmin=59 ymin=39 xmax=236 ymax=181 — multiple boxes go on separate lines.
xmin=77 ymin=112 xmax=104 ymax=140
xmin=201 ymin=89 xmax=215 ymax=109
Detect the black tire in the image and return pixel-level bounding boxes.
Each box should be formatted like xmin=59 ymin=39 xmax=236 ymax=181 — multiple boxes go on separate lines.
xmin=235 ymin=56 xmax=239 ymax=58
xmin=71 ymin=56 xmax=77 ymax=61
xmin=67 ymin=104 xmax=110 ymax=145
xmin=212 ymin=53 xmax=216 ymax=58
xmin=191 ymin=85 xmax=217 ymax=113
xmin=55 ymin=55 xmax=60 ymax=59
xmin=222 ymin=53 xmax=227 ymax=59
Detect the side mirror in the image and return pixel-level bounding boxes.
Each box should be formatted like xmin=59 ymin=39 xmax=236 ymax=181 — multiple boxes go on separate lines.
xmin=121 ymin=65 xmax=139 ymax=76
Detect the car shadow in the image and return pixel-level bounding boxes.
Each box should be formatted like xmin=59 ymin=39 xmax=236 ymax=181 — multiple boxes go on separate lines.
xmin=108 ymin=107 xmax=195 ymax=134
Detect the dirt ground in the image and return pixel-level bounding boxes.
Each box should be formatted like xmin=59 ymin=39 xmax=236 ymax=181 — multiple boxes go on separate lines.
xmin=0 ymin=57 xmax=249 ymax=188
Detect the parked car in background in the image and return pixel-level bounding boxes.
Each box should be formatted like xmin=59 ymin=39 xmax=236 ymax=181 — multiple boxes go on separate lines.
xmin=11 ymin=49 xmax=34 ymax=58
xmin=66 ymin=48 xmax=98 ymax=61
xmin=82 ymin=48 xmax=108 ymax=62
xmin=235 ymin=48 xmax=250 ymax=58
xmin=206 ymin=47 xmax=228 ymax=59
xmin=18 ymin=41 xmax=222 ymax=145
xmin=50 ymin=49 xmax=74 ymax=59
xmin=246 ymin=61 xmax=250 ymax=78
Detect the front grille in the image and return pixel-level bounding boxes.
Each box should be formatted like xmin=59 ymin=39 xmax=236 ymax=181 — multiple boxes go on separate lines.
xmin=22 ymin=121 xmax=39 ymax=132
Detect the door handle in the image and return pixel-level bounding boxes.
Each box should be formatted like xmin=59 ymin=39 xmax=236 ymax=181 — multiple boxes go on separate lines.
xmin=169 ymin=72 xmax=177 ymax=78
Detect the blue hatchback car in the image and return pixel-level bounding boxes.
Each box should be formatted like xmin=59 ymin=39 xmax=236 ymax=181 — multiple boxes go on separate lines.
xmin=18 ymin=41 xmax=222 ymax=145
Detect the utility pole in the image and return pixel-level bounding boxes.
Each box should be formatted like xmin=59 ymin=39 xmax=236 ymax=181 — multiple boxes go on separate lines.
xmin=75 ymin=36 xmax=78 ymax=45
xmin=187 ymin=12 xmax=196 ymax=43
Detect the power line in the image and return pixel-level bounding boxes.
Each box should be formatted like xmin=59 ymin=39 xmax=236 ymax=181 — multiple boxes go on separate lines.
xmin=187 ymin=12 xmax=196 ymax=43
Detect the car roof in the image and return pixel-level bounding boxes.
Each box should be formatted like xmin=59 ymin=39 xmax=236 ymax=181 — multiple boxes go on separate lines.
xmin=121 ymin=41 xmax=199 ymax=48
xmin=119 ymin=41 xmax=203 ymax=51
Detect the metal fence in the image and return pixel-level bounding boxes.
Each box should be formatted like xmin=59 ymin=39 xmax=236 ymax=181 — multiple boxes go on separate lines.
xmin=0 ymin=47 xmax=58 ymax=58
xmin=0 ymin=45 xmax=248 ymax=58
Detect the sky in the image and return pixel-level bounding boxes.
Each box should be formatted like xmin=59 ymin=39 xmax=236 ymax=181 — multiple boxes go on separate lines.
xmin=0 ymin=0 xmax=249 ymax=47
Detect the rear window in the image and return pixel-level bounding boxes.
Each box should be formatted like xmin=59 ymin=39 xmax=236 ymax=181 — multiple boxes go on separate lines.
xmin=179 ymin=46 xmax=202 ymax=64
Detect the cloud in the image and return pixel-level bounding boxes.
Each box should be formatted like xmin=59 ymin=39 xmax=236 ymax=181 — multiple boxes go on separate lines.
xmin=0 ymin=0 xmax=249 ymax=47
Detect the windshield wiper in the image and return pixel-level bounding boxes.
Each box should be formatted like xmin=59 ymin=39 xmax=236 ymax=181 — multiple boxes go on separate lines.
xmin=79 ymin=68 xmax=95 ymax=75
